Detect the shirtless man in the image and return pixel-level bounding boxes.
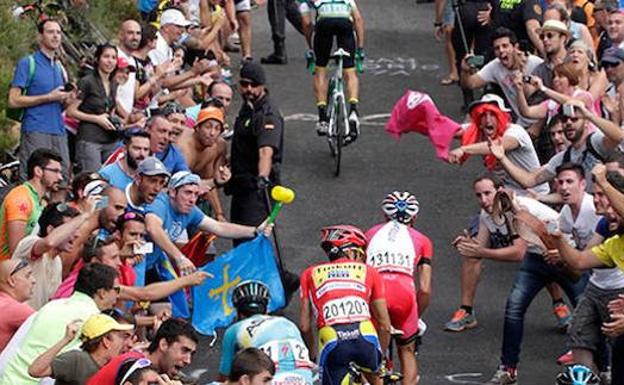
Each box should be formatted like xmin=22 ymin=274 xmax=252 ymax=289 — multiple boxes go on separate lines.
xmin=178 ymin=106 xmax=230 ymax=221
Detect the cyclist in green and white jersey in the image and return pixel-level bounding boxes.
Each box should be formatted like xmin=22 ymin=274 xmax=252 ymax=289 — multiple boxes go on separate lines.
xmin=298 ymin=0 xmax=365 ymax=142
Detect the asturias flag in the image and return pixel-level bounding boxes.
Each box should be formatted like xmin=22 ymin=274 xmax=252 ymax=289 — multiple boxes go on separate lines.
xmin=191 ymin=236 xmax=286 ymax=335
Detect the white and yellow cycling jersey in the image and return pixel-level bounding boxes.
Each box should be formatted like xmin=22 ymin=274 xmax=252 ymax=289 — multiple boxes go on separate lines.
xmin=298 ymin=0 xmax=357 ymax=21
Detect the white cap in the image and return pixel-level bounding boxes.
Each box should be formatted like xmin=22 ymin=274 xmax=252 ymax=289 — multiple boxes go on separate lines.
xmin=160 ymin=9 xmax=191 ymax=27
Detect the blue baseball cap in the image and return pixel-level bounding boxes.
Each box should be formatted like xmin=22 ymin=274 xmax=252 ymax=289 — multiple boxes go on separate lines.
xmin=169 ymin=171 xmax=201 ymax=189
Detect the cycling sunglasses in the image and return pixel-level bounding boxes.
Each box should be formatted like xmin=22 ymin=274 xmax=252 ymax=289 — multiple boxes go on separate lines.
xmin=119 ymin=358 xmax=153 ymax=385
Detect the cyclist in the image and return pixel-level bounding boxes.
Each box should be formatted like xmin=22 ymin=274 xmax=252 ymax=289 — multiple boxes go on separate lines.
xmin=219 ymin=280 xmax=315 ymax=385
xmin=365 ymin=192 xmax=433 ymax=385
xmin=299 ymin=225 xmax=392 ymax=385
xmin=298 ymin=0 xmax=365 ymax=141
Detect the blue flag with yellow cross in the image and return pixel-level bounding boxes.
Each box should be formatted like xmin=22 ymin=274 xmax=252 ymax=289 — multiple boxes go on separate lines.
xmin=191 ymin=235 xmax=286 ymax=335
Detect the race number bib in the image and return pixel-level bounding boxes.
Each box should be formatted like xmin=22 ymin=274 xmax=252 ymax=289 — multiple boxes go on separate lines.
xmin=366 ymin=222 xmax=416 ymax=275
xmin=258 ymin=340 xmax=311 ymax=368
xmin=322 ymin=296 xmax=370 ymax=325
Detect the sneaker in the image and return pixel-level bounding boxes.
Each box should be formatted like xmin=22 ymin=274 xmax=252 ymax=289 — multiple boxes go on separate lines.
xmin=556 ymin=350 xmax=573 ymax=366
xmin=444 ymin=308 xmax=477 ymax=332
xmin=316 ymin=120 xmax=329 ymax=136
xmin=553 ymin=302 xmax=572 ymax=330
xmin=486 ymin=366 xmax=517 ymax=385
xmin=228 ymin=32 xmax=240 ymax=46
xmin=346 ymin=110 xmax=360 ymax=144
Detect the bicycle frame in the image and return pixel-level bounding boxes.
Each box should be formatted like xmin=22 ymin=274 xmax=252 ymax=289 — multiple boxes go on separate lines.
xmin=327 ymin=50 xmax=350 ymax=140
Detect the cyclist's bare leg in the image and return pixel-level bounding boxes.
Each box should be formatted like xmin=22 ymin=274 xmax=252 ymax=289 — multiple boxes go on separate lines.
xmin=237 ymin=11 xmax=252 ymax=59
xmin=460 ymin=257 xmax=482 ymax=307
xmin=397 ymin=342 xmax=418 ymax=385
xmin=314 ymin=67 xmax=328 ymax=104
xmin=344 ymin=68 xmax=359 ymax=109
xmin=363 ymin=372 xmax=381 ymax=385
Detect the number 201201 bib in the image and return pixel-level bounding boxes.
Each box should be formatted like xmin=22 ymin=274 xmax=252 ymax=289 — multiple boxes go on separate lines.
xmin=322 ymin=296 xmax=370 ymax=325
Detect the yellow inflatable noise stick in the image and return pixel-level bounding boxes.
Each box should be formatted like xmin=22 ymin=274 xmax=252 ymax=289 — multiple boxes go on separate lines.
xmin=267 ymin=186 xmax=295 ymax=224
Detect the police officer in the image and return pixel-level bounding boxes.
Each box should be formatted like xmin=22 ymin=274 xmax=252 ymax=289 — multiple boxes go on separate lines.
xmin=261 ymin=0 xmax=303 ymax=64
xmin=227 ymin=62 xmax=283 ymax=241
xmin=226 ymin=62 xmax=300 ymax=301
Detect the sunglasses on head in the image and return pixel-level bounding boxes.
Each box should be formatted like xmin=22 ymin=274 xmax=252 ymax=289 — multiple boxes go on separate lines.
xmin=119 ymin=358 xmax=152 ymax=385
xmin=239 ymin=79 xmax=260 ymax=88
xmin=10 ymin=259 xmax=29 ymax=276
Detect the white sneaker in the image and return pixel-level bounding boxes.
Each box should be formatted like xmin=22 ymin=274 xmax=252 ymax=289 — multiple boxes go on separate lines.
xmin=229 ymin=32 xmax=240 ymax=46
xmin=316 ymin=120 xmax=329 ymax=136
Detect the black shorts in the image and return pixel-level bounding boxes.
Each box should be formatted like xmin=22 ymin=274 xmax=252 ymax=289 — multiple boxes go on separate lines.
xmin=313 ymin=18 xmax=355 ymax=69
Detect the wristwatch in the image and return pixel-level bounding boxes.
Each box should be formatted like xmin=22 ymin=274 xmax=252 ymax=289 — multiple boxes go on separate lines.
xmin=434 ymin=22 xmax=443 ymax=27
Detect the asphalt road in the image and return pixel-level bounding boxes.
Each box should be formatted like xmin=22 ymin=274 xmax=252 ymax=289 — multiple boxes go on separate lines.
xmin=188 ymin=1 xmax=569 ymax=384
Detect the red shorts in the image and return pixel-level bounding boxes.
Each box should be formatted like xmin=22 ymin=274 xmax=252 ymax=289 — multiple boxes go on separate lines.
xmin=383 ymin=274 xmax=419 ymax=345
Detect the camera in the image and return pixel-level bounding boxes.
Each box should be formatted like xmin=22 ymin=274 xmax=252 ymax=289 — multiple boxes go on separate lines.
xmin=108 ymin=115 xmax=123 ymax=131
xmin=563 ymin=104 xmax=576 ymax=118
xmin=64 ymin=83 xmax=75 ymax=92
xmin=522 ymin=75 xmax=532 ymax=83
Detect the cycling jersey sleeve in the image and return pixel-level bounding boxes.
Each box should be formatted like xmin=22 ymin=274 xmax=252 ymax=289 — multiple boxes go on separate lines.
xmin=219 ymin=324 xmax=239 ymax=376
xmin=368 ymin=267 xmax=385 ymax=301
xmin=298 ymin=0 xmax=311 ymax=14
xmin=299 ymin=268 xmax=311 ymax=302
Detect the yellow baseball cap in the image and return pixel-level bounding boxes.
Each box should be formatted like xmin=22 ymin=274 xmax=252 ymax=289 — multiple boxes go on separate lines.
xmin=80 ymin=314 xmax=134 ymax=342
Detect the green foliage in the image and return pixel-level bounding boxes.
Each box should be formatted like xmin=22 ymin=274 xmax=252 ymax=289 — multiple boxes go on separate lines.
xmin=0 ymin=0 xmax=138 ymax=152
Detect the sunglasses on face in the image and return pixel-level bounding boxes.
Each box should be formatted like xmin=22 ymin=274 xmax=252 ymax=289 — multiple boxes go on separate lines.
xmin=10 ymin=259 xmax=29 ymax=276
xmin=562 ymin=116 xmax=580 ymax=122
xmin=539 ymin=32 xmax=558 ymax=40
xmin=239 ymin=79 xmax=260 ymax=88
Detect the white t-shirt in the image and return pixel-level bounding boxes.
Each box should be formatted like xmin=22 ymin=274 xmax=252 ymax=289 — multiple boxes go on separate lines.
xmin=116 ymin=49 xmax=138 ymax=115
xmin=477 ymin=55 xmax=543 ymax=127
xmin=12 ymin=235 xmax=62 ymax=310
xmin=558 ymin=193 xmax=600 ymax=251
xmin=148 ymin=31 xmax=172 ymax=67
xmin=544 ymin=131 xmax=609 ymax=191
xmin=496 ymin=124 xmax=550 ymax=195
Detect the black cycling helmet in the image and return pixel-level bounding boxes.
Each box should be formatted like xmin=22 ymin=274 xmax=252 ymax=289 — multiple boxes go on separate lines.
xmin=231 ymin=280 xmax=270 ymax=316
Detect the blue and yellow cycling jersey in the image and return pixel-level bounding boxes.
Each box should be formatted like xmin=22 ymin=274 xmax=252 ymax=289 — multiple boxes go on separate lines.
xmin=220 ymin=315 xmax=315 ymax=376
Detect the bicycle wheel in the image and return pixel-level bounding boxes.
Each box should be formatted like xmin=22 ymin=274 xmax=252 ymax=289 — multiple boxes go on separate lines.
xmin=333 ymin=96 xmax=345 ymax=177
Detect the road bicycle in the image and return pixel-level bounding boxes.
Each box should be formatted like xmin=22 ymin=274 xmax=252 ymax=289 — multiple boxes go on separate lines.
xmin=325 ymin=48 xmax=352 ymax=177
xmin=346 ymin=361 xmax=403 ymax=385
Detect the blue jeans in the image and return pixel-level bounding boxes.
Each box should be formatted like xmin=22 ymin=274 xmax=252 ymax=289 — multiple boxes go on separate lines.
xmin=501 ymin=252 xmax=589 ymax=367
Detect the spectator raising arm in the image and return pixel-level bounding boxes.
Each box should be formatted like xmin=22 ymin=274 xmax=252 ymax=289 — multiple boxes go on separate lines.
xmin=28 ymin=320 xmax=80 ymax=378
xmin=489 ymin=138 xmax=552 ymax=188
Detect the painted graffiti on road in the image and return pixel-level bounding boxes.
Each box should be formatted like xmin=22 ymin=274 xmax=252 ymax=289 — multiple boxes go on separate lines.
xmin=444 ymin=373 xmax=485 ymax=384
xmin=284 ymin=113 xmax=391 ymax=126
xmin=364 ymin=57 xmax=440 ymax=76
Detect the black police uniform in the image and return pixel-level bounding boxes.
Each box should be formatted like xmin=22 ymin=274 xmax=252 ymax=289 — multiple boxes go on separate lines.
xmin=264 ymin=0 xmax=303 ymax=61
xmin=498 ymin=0 xmax=542 ymax=50
xmin=227 ymin=92 xmax=284 ymax=246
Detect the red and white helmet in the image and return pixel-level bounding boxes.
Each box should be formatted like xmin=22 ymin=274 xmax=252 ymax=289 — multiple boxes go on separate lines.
xmin=320 ymin=224 xmax=367 ymax=258
xmin=382 ymin=191 xmax=420 ymax=224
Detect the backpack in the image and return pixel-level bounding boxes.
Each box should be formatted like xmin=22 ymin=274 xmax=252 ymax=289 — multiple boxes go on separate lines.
xmin=562 ymin=132 xmax=605 ymax=164
xmin=571 ymin=0 xmax=591 ymax=25
xmin=6 ymin=55 xmax=36 ymax=122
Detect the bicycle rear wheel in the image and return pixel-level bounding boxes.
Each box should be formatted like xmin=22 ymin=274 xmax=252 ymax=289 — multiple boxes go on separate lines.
xmin=332 ymin=97 xmax=345 ymax=177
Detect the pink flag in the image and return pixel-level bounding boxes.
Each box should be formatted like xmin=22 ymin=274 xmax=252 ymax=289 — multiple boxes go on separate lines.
xmin=385 ymin=90 xmax=461 ymax=161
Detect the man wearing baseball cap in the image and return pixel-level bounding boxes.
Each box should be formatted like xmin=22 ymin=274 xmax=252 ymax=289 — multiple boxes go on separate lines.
xmin=602 ymin=47 xmax=624 ymax=87
xmin=28 ymin=314 xmax=134 ymax=385
xmin=178 ymin=106 xmax=231 ymax=222
xmin=126 ymin=157 xmax=171 ymax=214
xmin=145 ymin=171 xmax=272 ymax=282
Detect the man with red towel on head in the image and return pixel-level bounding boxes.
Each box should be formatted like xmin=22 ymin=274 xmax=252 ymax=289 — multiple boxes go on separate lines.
xmin=449 ymin=94 xmax=549 ymax=196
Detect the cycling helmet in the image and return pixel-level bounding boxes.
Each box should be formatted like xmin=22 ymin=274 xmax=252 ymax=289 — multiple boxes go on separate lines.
xmin=231 ymin=280 xmax=270 ymax=316
xmin=555 ymin=365 xmax=600 ymax=385
xmin=320 ymin=225 xmax=367 ymax=259
xmin=382 ymin=191 xmax=420 ymax=224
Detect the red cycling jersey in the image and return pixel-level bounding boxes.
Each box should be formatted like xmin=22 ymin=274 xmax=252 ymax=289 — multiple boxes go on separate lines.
xmin=365 ymin=221 xmax=433 ymax=342
xmin=300 ymin=257 xmax=385 ymax=329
